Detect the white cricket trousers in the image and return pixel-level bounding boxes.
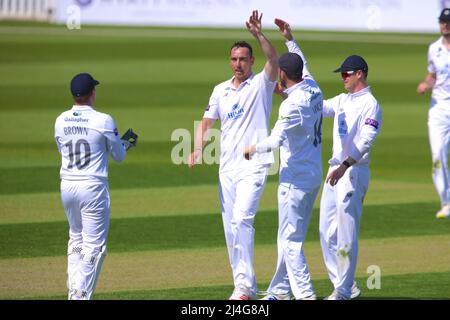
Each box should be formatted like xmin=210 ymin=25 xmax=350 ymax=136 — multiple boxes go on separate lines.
xmin=61 ymin=179 xmax=110 ymax=300
xmin=428 ymin=104 xmax=450 ymax=206
xmin=319 ymin=165 xmax=370 ymax=299
xmin=267 ymin=184 xmax=319 ymax=299
xmin=219 ymin=165 xmax=269 ymax=296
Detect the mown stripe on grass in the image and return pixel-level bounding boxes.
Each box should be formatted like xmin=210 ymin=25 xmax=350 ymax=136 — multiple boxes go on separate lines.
xmin=1 ymin=202 xmax=449 ymax=259
xmin=2 ymin=234 xmax=450 ymax=299
xmin=0 ymin=26 xmax=437 ymax=45
xmin=0 ymin=179 xmax=438 ymax=224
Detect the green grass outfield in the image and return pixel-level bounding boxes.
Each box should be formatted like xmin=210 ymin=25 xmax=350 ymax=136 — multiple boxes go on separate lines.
xmin=1 ymin=22 xmax=449 ymax=300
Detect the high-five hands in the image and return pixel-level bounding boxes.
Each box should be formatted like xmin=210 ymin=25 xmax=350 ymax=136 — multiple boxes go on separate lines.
xmin=246 ymin=10 xmax=263 ymax=37
xmin=274 ymin=18 xmax=293 ymax=41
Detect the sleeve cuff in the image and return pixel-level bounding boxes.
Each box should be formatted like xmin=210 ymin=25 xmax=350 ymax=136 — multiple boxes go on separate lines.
xmin=255 ymin=141 xmax=271 ymax=154
xmin=348 ymin=147 xmax=363 ymax=162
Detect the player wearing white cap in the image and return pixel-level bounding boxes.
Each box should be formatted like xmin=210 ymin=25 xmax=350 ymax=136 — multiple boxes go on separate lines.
xmin=55 ymin=73 xmax=138 ymax=300
xmin=319 ymin=55 xmax=382 ymax=300
xmin=244 ymin=18 xmax=322 ymax=301
xmin=417 ymin=8 xmax=450 ymax=219
xmin=188 ymin=10 xmax=278 ymax=300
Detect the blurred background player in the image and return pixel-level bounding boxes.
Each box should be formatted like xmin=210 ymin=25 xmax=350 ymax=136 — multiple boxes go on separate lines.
xmin=187 ymin=10 xmax=278 ymax=300
xmin=417 ymin=8 xmax=450 ymax=219
xmin=244 ymin=18 xmax=322 ymax=301
xmin=54 ymin=73 xmax=137 ymax=299
xmin=319 ymin=55 xmax=382 ymax=300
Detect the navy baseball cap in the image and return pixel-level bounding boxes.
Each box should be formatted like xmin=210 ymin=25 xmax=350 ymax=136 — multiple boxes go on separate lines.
xmin=333 ymin=55 xmax=368 ymax=73
xmin=439 ymin=8 xmax=450 ymax=22
xmin=70 ymin=73 xmax=100 ymax=97
xmin=278 ymin=52 xmax=304 ymax=79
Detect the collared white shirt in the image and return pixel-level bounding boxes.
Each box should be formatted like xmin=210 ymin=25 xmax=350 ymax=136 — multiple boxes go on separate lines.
xmin=323 ymin=86 xmax=382 ymax=166
xmin=255 ymin=78 xmax=323 ymax=189
xmin=203 ymin=70 xmax=276 ymax=172
xmin=428 ymin=37 xmax=450 ymax=105
xmin=55 ymin=105 xmax=126 ymax=180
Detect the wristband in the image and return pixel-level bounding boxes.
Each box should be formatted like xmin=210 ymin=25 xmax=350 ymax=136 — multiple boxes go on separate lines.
xmin=342 ymin=160 xmax=351 ymax=168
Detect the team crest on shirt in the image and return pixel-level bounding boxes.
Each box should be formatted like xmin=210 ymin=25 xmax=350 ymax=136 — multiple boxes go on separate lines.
xmin=365 ymin=118 xmax=379 ymax=129
xmin=227 ymin=104 xmax=244 ymax=120
xmin=114 ymin=128 xmax=119 ymax=136
xmin=338 ymin=120 xmax=348 ymax=136
xmin=73 ymin=111 xmax=81 ymax=116
xmin=205 ymin=105 xmax=210 ymax=111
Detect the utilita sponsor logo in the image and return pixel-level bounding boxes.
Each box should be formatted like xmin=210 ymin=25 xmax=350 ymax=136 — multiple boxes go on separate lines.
xmin=365 ymin=118 xmax=379 ymax=129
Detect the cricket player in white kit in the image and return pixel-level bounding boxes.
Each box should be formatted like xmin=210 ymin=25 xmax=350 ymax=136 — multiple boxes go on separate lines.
xmin=320 ymin=56 xmax=382 ymax=300
xmin=188 ymin=11 xmax=278 ymax=300
xmin=417 ymin=8 xmax=450 ymax=219
xmin=244 ymin=19 xmax=322 ymax=301
xmin=55 ymin=73 xmax=138 ymax=300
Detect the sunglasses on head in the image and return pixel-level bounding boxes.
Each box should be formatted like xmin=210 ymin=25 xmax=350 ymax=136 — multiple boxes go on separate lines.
xmin=341 ymin=70 xmax=356 ymax=79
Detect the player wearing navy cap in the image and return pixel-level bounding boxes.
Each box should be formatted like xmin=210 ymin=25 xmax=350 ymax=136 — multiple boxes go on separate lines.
xmin=55 ymin=73 xmax=138 ymax=299
xmin=319 ymin=54 xmax=382 ymax=300
xmin=417 ymin=8 xmax=450 ymax=219
xmin=244 ymin=18 xmax=322 ymax=301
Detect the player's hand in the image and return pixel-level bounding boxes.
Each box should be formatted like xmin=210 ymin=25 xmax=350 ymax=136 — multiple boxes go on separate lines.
xmin=417 ymin=82 xmax=429 ymax=95
xmin=325 ymin=165 xmax=347 ymax=186
xmin=121 ymin=128 xmax=138 ymax=151
xmin=274 ymin=18 xmax=293 ymax=41
xmin=243 ymin=145 xmax=256 ymax=160
xmin=274 ymin=82 xmax=288 ymax=99
xmin=188 ymin=149 xmax=202 ymax=168
xmin=246 ymin=10 xmax=263 ymax=37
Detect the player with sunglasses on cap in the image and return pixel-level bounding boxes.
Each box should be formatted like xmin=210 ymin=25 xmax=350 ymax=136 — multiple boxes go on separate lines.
xmin=417 ymin=8 xmax=450 ymax=219
xmin=256 ymin=18 xmax=381 ymax=300
xmin=318 ymin=54 xmax=382 ymax=299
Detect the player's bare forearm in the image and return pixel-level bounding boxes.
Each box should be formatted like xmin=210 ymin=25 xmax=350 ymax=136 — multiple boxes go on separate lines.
xmin=256 ymin=33 xmax=278 ymax=62
xmin=188 ymin=118 xmax=215 ymax=168
xmin=246 ymin=10 xmax=278 ymax=81
xmin=258 ymin=35 xmax=278 ymax=81
xmin=417 ymin=73 xmax=436 ymax=95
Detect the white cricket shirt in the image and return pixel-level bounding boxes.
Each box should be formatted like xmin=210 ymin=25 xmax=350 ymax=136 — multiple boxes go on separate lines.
xmin=55 ymin=105 xmax=126 ymax=181
xmin=203 ymin=71 xmax=276 ymax=172
xmin=255 ymin=79 xmax=323 ymax=189
xmin=323 ymin=86 xmax=382 ymax=166
xmin=428 ymin=37 xmax=450 ymax=105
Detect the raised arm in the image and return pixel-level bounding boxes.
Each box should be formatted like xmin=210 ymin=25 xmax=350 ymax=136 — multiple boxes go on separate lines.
xmin=246 ymin=10 xmax=278 ymax=81
xmin=274 ymin=18 xmax=311 ymax=79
